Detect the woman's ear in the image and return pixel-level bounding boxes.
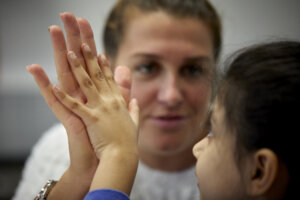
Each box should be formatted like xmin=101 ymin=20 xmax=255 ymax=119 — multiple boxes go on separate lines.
xmin=248 ymin=148 xmax=278 ymax=196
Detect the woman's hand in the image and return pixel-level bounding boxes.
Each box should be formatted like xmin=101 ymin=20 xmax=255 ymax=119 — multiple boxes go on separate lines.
xmin=29 ymin=13 xmax=101 ymax=183
xmin=48 ymin=13 xmax=99 ymax=170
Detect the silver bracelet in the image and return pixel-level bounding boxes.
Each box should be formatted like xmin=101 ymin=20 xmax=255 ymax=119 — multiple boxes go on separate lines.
xmin=34 ymin=180 xmax=57 ymax=200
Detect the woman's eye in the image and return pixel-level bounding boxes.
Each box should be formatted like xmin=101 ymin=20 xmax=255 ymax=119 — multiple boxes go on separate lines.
xmin=181 ymin=64 xmax=204 ymax=78
xmin=134 ymin=62 xmax=159 ymax=75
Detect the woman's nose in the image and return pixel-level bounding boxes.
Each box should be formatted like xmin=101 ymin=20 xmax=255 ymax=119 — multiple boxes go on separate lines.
xmin=157 ymin=76 xmax=183 ymax=107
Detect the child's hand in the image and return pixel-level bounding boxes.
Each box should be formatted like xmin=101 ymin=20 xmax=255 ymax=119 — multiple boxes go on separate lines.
xmin=52 ymin=43 xmax=139 ymax=159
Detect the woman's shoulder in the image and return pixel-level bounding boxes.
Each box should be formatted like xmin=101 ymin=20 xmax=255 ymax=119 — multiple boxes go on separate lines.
xmin=131 ymin=162 xmax=200 ymax=200
xmin=32 ymin=123 xmax=68 ymax=157
xmin=26 ymin=122 xmax=69 ymax=170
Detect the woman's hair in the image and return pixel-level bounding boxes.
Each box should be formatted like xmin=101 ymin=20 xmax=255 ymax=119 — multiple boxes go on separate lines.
xmin=218 ymin=41 xmax=300 ymax=198
xmin=103 ymin=0 xmax=222 ymax=61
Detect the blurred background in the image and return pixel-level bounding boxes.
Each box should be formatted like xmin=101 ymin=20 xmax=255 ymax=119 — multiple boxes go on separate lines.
xmin=0 ymin=0 xmax=299 ymax=199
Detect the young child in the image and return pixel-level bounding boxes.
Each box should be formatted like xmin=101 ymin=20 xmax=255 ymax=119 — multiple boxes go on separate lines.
xmin=29 ymin=40 xmax=299 ymax=199
xmin=193 ymin=41 xmax=299 ymax=199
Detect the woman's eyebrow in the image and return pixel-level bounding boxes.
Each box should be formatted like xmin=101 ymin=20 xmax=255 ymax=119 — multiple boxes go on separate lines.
xmin=183 ymin=55 xmax=212 ymax=63
xmin=131 ymin=53 xmax=161 ymax=60
xmin=183 ymin=57 xmax=213 ymax=69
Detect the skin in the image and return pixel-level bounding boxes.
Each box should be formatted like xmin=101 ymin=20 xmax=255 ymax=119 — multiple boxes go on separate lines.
xmin=193 ymin=100 xmax=248 ymax=200
xmin=115 ymin=11 xmax=215 ymax=171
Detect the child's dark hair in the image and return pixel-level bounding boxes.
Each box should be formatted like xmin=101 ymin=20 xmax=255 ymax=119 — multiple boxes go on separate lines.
xmin=103 ymin=0 xmax=222 ymax=61
xmin=218 ymin=41 xmax=300 ymax=198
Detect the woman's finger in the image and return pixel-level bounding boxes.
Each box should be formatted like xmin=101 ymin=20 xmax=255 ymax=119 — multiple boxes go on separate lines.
xmin=27 ymin=65 xmax=75 ymax=124
xmin=77 ymin=18 xmax=97 ymax=56
xmin=49 ymin=26 xmax=79 ymax=95
xmin=60 ymin=12 xmax=87 ymax=70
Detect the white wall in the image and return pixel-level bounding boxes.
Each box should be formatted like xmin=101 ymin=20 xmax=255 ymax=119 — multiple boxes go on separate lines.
xmin=211 ymin=0 xmax=300 ymax=60
xmin=0 ymin=0 xmax=300 ymax=158
xmin=0 ymin=0 xmax=116 ymax=94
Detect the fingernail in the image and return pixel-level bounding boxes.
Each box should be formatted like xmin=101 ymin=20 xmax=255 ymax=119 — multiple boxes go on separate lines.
xmin=53 ymin=85 xmax=65 ymax=99
xmin=83 ymin=43 xmax=91 ymax=52
xmin=101 ymin=54 xmax=106 ymax=60
xmin=52 ymin=85 xmax=59 ymax=93
xmin=26 ymin=65 xmax=32 ymax=73
xmin=132 ymin=98 xmax=138 ymax=106
xmin=68 ymin=51 xmax=77 ymax=60
xmin=100 ymin=54 xmax=107 ymax=65
xmin=48 ymin=25 xmax=54 ymax=32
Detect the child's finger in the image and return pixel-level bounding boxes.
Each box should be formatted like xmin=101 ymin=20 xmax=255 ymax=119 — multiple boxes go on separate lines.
xmin=114 ymin=66 xmax=132 ymax=106
xmin=129 ymin=98 xmax=139 ymax=128
xmin=67 ymin=51 xmax=100 ymax=105
xmin=98 ymin=54 xmax=126 ymax=104
xmin=81 ymin=44 xmax=110 ymax=93
xmin=52 ymin=85 xmax=92 ymax=121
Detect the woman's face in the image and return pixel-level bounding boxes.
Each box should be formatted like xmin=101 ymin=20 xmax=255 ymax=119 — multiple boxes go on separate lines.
xmin=114 ymin=11 xmax=214 ymax=156
xmin=193 ymin=100 xmax=247 ymax=200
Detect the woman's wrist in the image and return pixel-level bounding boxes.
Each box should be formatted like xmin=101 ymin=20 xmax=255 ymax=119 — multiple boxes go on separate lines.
xmin=47 ymin=167 xmax=95 ymax=200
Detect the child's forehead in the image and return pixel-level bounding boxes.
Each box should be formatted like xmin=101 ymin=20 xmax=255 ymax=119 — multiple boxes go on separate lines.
xmin=211 ymin=101 xmax=238 ymax=154
xmin=211 ymin=99 xmax=237 ymax=140
xmin=211 ymin=99 xmax=224 ymax=125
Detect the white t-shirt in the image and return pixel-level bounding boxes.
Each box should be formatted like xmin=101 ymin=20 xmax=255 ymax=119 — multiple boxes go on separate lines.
xmin=13 ymin=123 xmax=200 ymax=200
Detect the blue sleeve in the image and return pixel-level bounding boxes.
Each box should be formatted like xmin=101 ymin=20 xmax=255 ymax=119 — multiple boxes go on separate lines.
xmin=84 ymin=189 xmax=130 ymax=200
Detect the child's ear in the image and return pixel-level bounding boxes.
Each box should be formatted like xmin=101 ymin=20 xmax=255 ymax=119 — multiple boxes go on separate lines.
xmin=248 ymin=148 xmax=278 ymax=196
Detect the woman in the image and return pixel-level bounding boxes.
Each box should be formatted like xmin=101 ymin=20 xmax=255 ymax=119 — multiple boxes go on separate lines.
xmin=14 ymin=0 xmax=222 ymax=199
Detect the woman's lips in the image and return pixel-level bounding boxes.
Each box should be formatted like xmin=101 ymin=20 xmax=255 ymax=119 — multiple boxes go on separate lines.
xmin=151 ymin=116 xmax=187 ymax=130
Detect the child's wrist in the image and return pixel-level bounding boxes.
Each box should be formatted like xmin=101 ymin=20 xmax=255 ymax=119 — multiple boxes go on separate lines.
xmin=101 ymin=145 xmax=139 ymax=161
xmin=90 ymin=146 xmax=139 ymax=194
xmin=97 ymin=143 xmax=139 ymax=160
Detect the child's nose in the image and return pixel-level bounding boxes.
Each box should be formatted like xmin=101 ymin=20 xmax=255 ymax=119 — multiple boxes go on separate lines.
xmin=192 ymin=137 xmax=208 ymax=158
